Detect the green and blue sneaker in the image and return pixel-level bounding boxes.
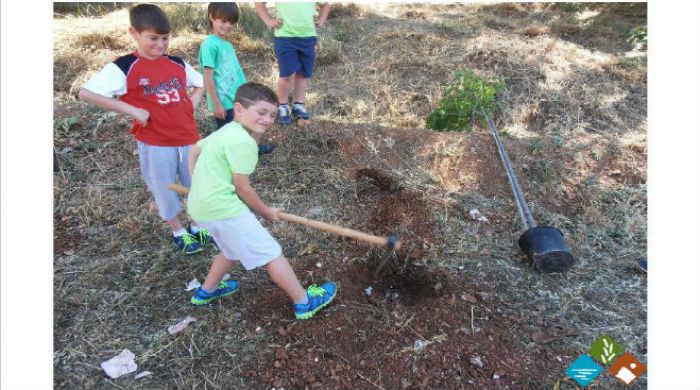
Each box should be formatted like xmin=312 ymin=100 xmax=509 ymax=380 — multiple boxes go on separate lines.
xmin=173 ymin=232 xmax=203 ymax=255
xmin=188 ymin=224 xmax=214 ymax=247
xmin=294 ymin=282 xmax=337 ymax=320
xmin=191 ymin=280 xmax=239 ymax=305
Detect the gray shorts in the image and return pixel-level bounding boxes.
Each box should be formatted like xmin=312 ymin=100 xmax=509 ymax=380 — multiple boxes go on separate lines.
xmin=137 ymin=141 xmax=193 ymax=221
xmin=196 ymin=210 xmax=283 ymax=270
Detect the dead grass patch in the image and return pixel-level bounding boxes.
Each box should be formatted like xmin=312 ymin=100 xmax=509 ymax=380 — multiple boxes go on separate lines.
xmin=54 ymin=3 xmax=647 ymax=389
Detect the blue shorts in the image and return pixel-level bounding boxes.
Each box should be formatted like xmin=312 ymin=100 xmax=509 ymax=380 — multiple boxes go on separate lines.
xmin=215 ymin=109 xmax=234 ymax=129
xmin=273 ymin=37 xmax=317 ymax=78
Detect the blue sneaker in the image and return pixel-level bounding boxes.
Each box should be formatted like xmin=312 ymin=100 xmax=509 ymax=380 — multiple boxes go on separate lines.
xmin=188 ymin=224 xmax=214 ymax=247
xmin=294 ymin=282 xmax=337 ymax=320
xmin=277 ymin=104 xmax=292 ymax=125
xmin=291 ymin=103 xmax=310 ymax=120
xmin=173 ymin=232 xmax=203 ymax=254
xmin=191 ymin=280 xmax=239 ymax=305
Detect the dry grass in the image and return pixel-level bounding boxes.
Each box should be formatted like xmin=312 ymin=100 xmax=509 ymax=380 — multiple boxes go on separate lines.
xmin=54 ymin=3 xmax=647 ymax=389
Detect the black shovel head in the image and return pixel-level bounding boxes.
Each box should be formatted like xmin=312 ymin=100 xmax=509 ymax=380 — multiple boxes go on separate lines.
xmin=518 ymin=227 xmax=575 ymax=273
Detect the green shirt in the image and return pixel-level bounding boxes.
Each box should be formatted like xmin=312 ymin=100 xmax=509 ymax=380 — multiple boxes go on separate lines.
xmin=187 ymin=122 xmax=258 ymax=221
xmin=198 ymin=34 xmax=247 ymax=111
xmin=274 ymin=2 xmax=318 ymax=38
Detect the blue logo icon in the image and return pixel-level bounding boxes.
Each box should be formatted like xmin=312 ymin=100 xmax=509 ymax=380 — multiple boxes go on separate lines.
xmin=566 ymin=355 xmax=604 ymax=386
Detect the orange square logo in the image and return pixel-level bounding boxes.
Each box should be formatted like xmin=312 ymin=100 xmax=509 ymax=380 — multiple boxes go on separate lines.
xmin=608 ymin=352 xmax=646 ymax=386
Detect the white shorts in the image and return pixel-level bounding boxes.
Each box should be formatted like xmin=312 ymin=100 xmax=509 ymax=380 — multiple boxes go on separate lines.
xmin=196 ymin=210 xmax=283 ymax=270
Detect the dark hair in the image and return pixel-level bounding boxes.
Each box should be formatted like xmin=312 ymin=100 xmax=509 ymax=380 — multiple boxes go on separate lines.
xmin=207 ymin=3 xmax=239 ymax=31
xmin=235 ymin=82 xmax=277 ymax=108
xmin=129 ymin=4 xmax=170 ymax=34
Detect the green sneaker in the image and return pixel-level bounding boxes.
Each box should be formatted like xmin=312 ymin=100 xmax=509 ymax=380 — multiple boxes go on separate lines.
xmin=173 ymin=232 xmax=203 ymax=254
xmin=191 ymin=280 xmax=239 ymax=305
xmin=294 ymin=282 xmax=337 ymax=320
xmin=188 ymin=225 xmax=214 ymax=247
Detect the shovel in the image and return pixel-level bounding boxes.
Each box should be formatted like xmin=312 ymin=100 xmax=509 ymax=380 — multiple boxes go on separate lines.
xmin=483 ymin=112 xmax=575 ymax=273
xmin=168 ymin=183 xmax=401 ymax=274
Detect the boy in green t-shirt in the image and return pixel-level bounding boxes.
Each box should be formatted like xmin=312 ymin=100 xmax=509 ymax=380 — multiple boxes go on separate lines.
xmin=199 ymin=3 xmax=275 ymax=154
xmin=254 ymin=2 xmax=330 ymax=125
xmin=187 ymin=82 xmax=336 ymax=320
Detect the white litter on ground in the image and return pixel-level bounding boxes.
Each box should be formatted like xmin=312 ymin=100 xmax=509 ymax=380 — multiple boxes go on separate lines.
xmin=135 ymin=371 xmax=152 ymax=379
xmin=364 ymin=286 xmax=373 ymax=296
xmin=167 ymin=316 xmax=197 ymax=335
xmin=468 ymin=209 xmax=488 ymax=222
xmin=101 ymin=349 xmax=138 ymax=379
xmin=185 ymin=279 xmax=201 ymax=291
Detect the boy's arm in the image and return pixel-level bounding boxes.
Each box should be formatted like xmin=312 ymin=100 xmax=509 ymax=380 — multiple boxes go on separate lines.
xmin=188 ymin=144 xmax=202 ymax=179
xmin=184 ymin=61 xmax=204 ymax=109
xmin=190 ymin=86 xmax=205 ymax=110
xmin=78 ymin=88 xmax=149 ymax=126
xmin=254 ymin=2 xmax=282 ymax=29
xmin=316 ymin=3 xmax=331 ymax=27
xmin=233 ymin=173 xmax=281 ymax=221
xmin=203 ymin=68 xmax=226 ymax=119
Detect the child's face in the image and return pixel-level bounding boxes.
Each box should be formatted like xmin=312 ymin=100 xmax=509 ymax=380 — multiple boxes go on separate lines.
xmin=129 ymin=27 xmax=169 ymax=60
xmin=210 ymin=17 xmax=234 ymax=37
xmin=235 ymin=100 xmax=277 ymax=134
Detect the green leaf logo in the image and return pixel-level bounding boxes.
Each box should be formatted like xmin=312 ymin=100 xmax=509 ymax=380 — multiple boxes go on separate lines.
xmin=588 ymin=335 xmax=624 ymax=366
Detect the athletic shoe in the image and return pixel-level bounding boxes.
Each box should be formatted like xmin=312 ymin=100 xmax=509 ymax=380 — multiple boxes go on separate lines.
xmin=291 ymin=103 xmax=310 ymax=120
xmin=294 ymin=282 xmax=337 ymax=320
xmin=188 ymin=224 xmax=213 ymax=247
xmin=173 ymin=232 xmax=203 ymax=254
xmin=258 ymin=143 xmax=277 ymax=155
xmin=191 ymin=280 xmax=239 ymax=305
xmin=277 ymin=104 xmax=292 ymax=125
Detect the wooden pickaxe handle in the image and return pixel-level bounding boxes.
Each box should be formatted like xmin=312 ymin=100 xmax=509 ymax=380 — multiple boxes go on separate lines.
xmin=277 ymin=212 xmax=401 ymax=250
xmin=168 ymin=183 xmax=401 ymax=250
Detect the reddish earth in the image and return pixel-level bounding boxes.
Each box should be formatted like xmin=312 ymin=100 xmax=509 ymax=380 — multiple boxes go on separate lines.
xmin=234 ymin=120 xmax=572 ymax=389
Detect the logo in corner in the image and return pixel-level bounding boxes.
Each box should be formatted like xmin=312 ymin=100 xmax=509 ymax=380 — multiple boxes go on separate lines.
xmin=565 ymin=355 xmax=603 ymax=386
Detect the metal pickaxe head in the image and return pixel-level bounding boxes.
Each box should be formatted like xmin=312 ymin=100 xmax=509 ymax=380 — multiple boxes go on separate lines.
xmin=373 ymin=234 xmax=400 ymax=276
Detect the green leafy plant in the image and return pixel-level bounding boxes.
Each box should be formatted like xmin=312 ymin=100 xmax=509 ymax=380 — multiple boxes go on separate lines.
xmin=426 ymin=68 xmax=504 ymax=132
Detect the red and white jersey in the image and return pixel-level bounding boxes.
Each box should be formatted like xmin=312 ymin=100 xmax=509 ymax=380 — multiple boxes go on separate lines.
xmin=83 ymin=52 xmax=204 ymax=146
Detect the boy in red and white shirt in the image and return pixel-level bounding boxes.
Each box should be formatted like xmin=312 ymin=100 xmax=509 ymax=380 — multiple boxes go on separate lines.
xmin=79 ymin=4 xmax=209 ymax=254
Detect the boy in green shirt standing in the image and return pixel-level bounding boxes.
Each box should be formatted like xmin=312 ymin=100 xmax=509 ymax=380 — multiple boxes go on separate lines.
xmin=199 ymin=2 xmax=275 ymax=154
xmin=187 ymin=82 xmax=337 ymax=320
xmin=254 ymin=2 xmax=330 ymax=125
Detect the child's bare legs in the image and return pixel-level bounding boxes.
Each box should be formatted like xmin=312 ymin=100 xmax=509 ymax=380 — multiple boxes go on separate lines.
xmin=166 ymin=217 xmax=184 ymax=232
xmin=293 ymin=74 xmax=309 ymax=103
xmin=202 ymin=252 xmax=236 ymax=291
xmin=266 ymin=256 xmax=308 ymax=304
xmin=277 ymin=75 xmax=293 ymax=105
xmin=166 ymin=215 xmax=200 ymax=232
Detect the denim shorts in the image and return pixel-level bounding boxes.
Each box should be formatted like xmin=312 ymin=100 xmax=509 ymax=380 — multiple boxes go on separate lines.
xmin=273 ymin=36 xmax=317 ymax=78
xmin=137 ymin=141 xmax=192 ymax=221
xmin=214 ymin=109 xmax=234 ymax=129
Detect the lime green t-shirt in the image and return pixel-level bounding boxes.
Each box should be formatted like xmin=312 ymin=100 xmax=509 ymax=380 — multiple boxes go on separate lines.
xmin=274 ymin=2 xmax=319 ymax=38
xmin=198 ymin=34 xmax=247 ymax=111
xmin=187 ymin=122 xmax=258 ymax=221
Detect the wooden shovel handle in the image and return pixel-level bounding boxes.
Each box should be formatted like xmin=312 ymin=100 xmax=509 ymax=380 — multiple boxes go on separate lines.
xmin=278 ymin=212 xmax=401 ymax=250
xmin=167 ymin=183 xmax=400 ymax=250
